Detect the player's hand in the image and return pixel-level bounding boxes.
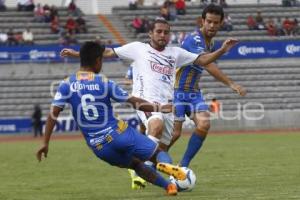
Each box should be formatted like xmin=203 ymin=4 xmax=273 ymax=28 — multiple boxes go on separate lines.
xmin=60 ymin=48 xmax=78 ymax=57
xmin=160 ymin=103 xmax=173 ymax=113
xmin=221 ymin=38 xmax=239 ymax=53
xmin=36 ymin=145 xmax=49 ymax=162
xmin=229 ymin=83 xmax=247 ymax=96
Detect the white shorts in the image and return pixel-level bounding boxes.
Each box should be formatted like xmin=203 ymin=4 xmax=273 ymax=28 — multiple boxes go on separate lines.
xmin=136 ymin=111 xmax=174 ymax=145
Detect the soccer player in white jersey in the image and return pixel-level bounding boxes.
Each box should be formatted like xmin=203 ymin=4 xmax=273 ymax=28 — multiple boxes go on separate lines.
xmin=60 ymin=18 xmax=239 ymax=186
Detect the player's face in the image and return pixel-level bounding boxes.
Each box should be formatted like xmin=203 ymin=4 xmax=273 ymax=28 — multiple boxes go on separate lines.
xmin=149 ymin=23 xmax=170 ymax=50
xmin=202 ymin=13 xmax=223 ymax=38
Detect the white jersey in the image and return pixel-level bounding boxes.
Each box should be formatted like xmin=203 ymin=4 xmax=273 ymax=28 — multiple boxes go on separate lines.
xmin=114 ymin=42 xmax=199 ymax=103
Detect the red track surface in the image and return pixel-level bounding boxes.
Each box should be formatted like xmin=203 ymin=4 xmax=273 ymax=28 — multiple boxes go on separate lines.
xmin=1 ymin=128 xmax=300 ymax=143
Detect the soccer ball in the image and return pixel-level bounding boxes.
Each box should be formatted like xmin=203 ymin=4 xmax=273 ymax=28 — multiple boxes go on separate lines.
xmin=170 ymin=167 xmax=196 ymax=192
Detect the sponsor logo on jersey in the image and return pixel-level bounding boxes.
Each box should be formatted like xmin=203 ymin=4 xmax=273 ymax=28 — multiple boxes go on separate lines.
xmin=70 ymin=81 xmax=100 ymax=91
xmin=150 ymin=61 xmax=174 ymax=76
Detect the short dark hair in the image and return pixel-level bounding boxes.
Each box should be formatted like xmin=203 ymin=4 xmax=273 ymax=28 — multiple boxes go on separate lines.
xmin=149 ymin=18 xmax=170 ymax=31
xmin=80 ymin=41 xmax=105 ymax=67
xmin=202 ymin=4 xmax=224 ymax=21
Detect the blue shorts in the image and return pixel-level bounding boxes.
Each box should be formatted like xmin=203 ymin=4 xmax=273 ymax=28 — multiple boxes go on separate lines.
xmin=91 ymin=126 xmax=157 ymax=168
xmin=174 ymin=89 xmax=209 ymax=121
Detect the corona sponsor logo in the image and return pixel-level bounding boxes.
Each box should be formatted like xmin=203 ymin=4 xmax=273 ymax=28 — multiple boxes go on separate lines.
xmin=286 ymin=44 xmax=300 ymax=54
xmin=238 ymin=46 xmax=265 ymax=56
xmin=29 ymin=50 xmax=56 ymax=59
xmin=70 ymin=82 xmax=100 ymax=91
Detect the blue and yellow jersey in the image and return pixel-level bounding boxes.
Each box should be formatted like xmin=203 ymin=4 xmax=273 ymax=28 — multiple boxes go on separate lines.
xmin=52 ymin=71 xmax=129 ymax=145
xmin=175 ymin=30 xmax=215 ymax=92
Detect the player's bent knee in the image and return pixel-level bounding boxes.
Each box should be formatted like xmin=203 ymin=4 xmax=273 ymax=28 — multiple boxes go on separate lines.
xmin=148 ymin=120 xmax=164 ymax=138
xmin=195 ymin=121 xmax=210 ymax=135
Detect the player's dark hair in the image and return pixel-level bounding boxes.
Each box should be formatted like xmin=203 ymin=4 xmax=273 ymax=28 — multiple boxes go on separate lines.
xmin=149 ymin=18 xmax=170 ymax=31
xmin=202 ymin=4 xmax=224 ymax=21
xmin=80 ymin=41 xmax=105 ymax=67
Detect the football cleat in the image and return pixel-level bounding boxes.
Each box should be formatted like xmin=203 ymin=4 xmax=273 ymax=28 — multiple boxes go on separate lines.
xmin=156 ymin=163 xmax=186 ymax=181
xmin=166 ymin=183 xmax=177 ymax=196
xmin=128 ymin=169 xmax=146 ymax=190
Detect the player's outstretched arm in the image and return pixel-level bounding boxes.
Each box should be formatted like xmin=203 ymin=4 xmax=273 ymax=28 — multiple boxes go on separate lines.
xmin=36 ymin=106 xmax=62 ymax=162
xmin=205 ymin=62 xmax=247 ymax=96
xmin=127 ymin=96 xmax=172 ymax=113
xmin=193 ymin=38 xmax=238 ymax=66
xmin=60 ymin=48 xmax=116 ymax=58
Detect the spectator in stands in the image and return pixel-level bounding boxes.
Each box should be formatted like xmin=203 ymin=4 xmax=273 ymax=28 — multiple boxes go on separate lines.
xmin=222 ymin=13 xmax=233 ymax=31
xmin=76 ymin=15 xmax=87 ymax=33
xmin=219 ymin=0 xmax=228 ymax=8
xmin=65 ymin=15 xmax=77 ymax=34
xmin=51 ymin=15 xmax=60 ymax=34
xmin=175 ymin=0 xmax=186 ymax=15
xmin=64 ymin=32 xmax=78 ymax=45
xmin=166 ymin=2 xmax=176 ymax=21
xmin=33 ymin=3 xmax=45 ymax=22
xmin=160 ymin=3 xmax=170 ymax=20
xmin=17 ymin=0 xmax=35 ymax=11
xmin=137 ymin=0 xmax=144 ymax=6
xmin=265 ymin=18 xmax=277 ymax=36
xmin=44 ymin=10 xmax=52 ymax=23
xmin=43 ymin=4 xmax=50 ymax=12
xmin=32 ymin=104 xmax=43 ymax=138
xmin=210 ymin=98 xmax=220 ymax=116
xmin=247 ymin=15 xmax=257 ymax=30
xmin=106 ymin=39 xmax=113 ymax=45
xmin=200 ymin=0 xmax=209 ymax=8
xmin=282 ymin=0 xmax=296 ymax=7
xmin=15 ymin=31 xmax=23 ymax=45
xmin=22 ymin=28 xmax=34 ymax=45
xmin=131 ymin=15 xmax=143 ymax=34
xmin=0 ymin=29 xmax=8 ymax=45
xmin=255 ymin=11 xmax=265 ymax=30
xmin=129 ymin=0 xmax=138 ymax=10
xmin=292 ymin=18 xmax=299 ymax=36
xmin=94 ymin=36 xmax=103 ymax=45
xmin=282 ymin=17 xmax=294 ymax=36
xmin=274 ymin=17 xmax=284 ymax=36
xmin=141 ymin=16 xmax=151 ymax=33
xmin=68 ymin=0 xmax=80 ymax=16
xmin=0 ymin=0 xmax=6 ymax=11
xmin=50 ymin=5 xmax=59 ymax=21
xmin=7 ymin=28 xmax=18 ymax=46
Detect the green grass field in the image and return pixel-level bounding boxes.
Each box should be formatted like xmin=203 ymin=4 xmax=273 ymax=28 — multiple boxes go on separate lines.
xmin=1 ymin=133 xmax=300 ymax=200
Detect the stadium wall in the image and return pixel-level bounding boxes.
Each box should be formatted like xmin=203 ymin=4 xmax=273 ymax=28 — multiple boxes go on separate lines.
xmin=185 ymin=110 xmax=300 ymax=132
xmin=1 ymin=110 xmax=300 ymax=134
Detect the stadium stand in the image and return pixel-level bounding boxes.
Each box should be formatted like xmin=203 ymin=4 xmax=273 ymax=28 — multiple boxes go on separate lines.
xmin=1 ymin=58 xmax=300 ymax=118
xmin=0 ymin=7 xmax=115 ymax=45
xmin=0 ymin=1 xmax=299 ymax=131
xmin=112 ymin=3 xmax=300 ymax=42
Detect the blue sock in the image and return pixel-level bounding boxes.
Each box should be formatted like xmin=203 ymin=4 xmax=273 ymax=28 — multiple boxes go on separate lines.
xmin=180 ymin=133 xmax=205 ymax=167
xmin=156 ymin=151 xmax=173 ymax=164
xmin=153 ymin=172 xmax=170 ymax=189
xmin=135 ymin=163 xmax=170 ymax=189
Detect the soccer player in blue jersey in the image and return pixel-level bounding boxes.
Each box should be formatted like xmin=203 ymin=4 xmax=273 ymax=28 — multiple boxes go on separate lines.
xmin=36 ymin=41 xmax=189 ymax=195
xmin=170 ymin=4 xmax=247 ymax=167
xmin=60 ymin=19 xmax=240 ymax=190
